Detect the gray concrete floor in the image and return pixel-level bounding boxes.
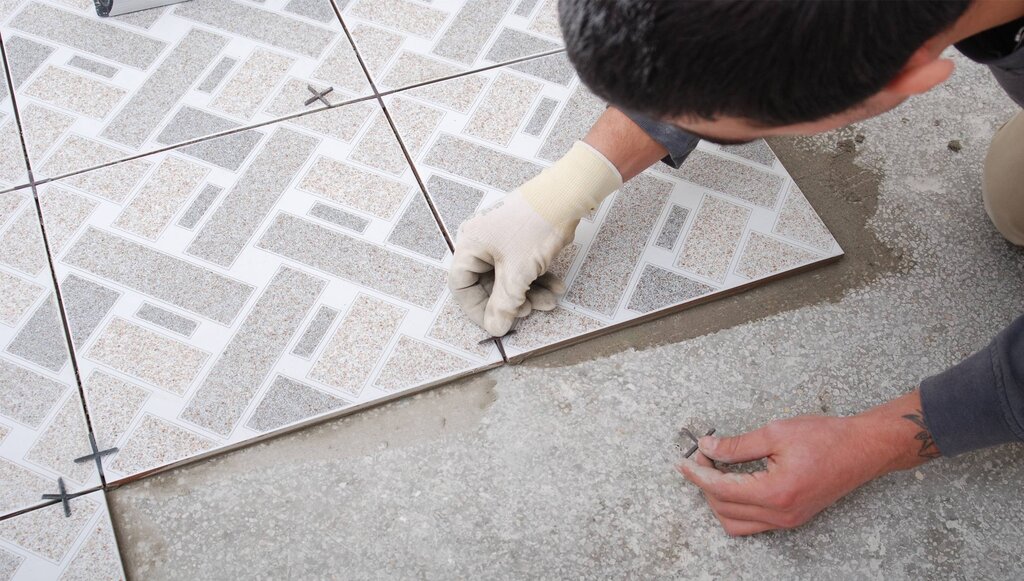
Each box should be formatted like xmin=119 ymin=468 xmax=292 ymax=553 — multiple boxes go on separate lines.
xmin=108 ymin=54 xmax=1024 ymax=580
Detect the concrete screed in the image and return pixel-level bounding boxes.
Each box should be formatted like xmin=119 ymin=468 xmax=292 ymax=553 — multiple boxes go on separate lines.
xmin=108 ymin=53 xmax=1024 ymax=579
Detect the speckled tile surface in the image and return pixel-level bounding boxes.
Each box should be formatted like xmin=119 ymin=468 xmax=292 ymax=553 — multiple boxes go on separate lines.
xmin=341 ymin=0 xmax=564 ymax=96
xmin=385 ymin=60 xmax=843 ymax=358
xmin=38 ymin=103 xmax=500 ymax=484
xmin=0 ymin=0 xmax=373 ymax=182
xmin=0 ymin=490 xmax=124 ymax=580
xmin=0 ymin=188 xmax=100 ymax=519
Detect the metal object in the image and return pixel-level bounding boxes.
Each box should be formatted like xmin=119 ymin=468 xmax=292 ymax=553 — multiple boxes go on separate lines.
xmin=305 ymin=84 xmax=334 ymax=107
xmin=680 ymin=427 xmax=716 ymax=459
xmin=41 ymin=477 xmax=73 ymax=517
xmin=477 ymin=318 xmax=520 ymax=345
xmin=74 ymin=432 xmax=118 ymax=478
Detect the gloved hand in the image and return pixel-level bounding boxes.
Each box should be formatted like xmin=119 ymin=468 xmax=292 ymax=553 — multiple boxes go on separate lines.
xmin=449 ymin=141 xmax=622 ymax=336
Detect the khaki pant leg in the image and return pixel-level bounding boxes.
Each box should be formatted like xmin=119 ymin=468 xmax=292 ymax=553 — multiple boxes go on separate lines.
xmin=983 ymin=110 xmax=1024 ymax=246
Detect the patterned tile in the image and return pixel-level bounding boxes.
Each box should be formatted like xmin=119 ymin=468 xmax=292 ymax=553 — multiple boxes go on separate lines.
xmin=0 ymin=0 xmax=371 ymax=182
xmin=0 ymin=490 xmax=124 ymax=580
xmin=0 ymin=188 xmax=100 ymax=519
xmin=385 ymin=60 xmax=842 ymax=357
xmin=0 ymin=46 xmax=28 ymax=191
xmin=341 ymin=0 xmax=567 ymax=98
xmin=41 ymin=103 xmax=501 ymax=482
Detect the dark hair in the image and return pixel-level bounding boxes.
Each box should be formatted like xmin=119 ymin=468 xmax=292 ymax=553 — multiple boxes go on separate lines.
xmin=560 ymin=0 xmax=972 ymax=126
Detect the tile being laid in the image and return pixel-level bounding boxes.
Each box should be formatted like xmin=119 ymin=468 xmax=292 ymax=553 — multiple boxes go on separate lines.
xmin=4 ymin=0 xmax=373 ymax=180
xmin=0 ymin=188 xmax=100 ymax=519
xmin=42 ymin=103 xmax=501 ymax=483
xmin=389 ymin=56 xmax=842 ymax=360
xmin=341 ymin=0 xmax=564 ymax=95
xmin=0 ymin=490 xmax=125 ymax=580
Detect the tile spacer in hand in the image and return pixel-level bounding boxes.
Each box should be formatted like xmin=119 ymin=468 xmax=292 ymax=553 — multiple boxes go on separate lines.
xmin=305 ymin=84 xmax=334 ymax=106
xmin=41 ymin=477 xmax=74 ymax=517
xmin=477 ymin=318 xmax=520 ymax=346
xmin=74 ymin=432 xmax=118 ymax=479
xmin=679 ymin=427 xmax=716 ymax=459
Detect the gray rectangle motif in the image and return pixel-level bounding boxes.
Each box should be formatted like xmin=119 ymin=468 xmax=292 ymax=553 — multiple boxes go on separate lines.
xmin=174 ymin=0 xmax=336 ymax=59
xmin=62 ymin=227 xmax=255 ymax=325
xmin=136 ymin=303 xmax=200 ymax=337
xmin=565 ymin=174 xmax=673 ymax=316
xmin=291 ymin=305 xmax=338 ymax=358
xmin=180 ymin=267 xmax=325 ymax=436
xmin=9 ymin=2 xmax=166 ymax=69
xmin=257 ymin=213 xmax=446 ymax=309
xmin=187 ymin=128 xmax=318 ymax=267
xmin=5 ymin=294 xmax=68 ymax=372
xmin=101 ymin=29 xmax=228 ymax=148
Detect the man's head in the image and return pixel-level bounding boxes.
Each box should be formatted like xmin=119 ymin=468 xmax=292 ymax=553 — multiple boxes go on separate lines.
xmin=560 ymin=0 xmax=972 ymax=143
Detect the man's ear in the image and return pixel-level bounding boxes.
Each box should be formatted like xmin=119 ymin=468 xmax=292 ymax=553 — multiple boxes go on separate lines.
xmin=884 ymin=47 xmax=956 ymax=97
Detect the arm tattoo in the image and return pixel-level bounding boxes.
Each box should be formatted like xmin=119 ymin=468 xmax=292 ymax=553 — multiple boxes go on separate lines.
xmin=902 ymin=410 xmax=942 ymax=459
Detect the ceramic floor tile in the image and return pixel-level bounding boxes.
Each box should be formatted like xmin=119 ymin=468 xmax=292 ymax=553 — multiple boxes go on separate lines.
xmin=385 ymin=59 xmax=843 ymax=359
xmin=1 ymin=0 xmax=372 ymax=181
xmin=0 ymin=188 xmax=100 ymax=519
xmin=341 ymin=0 xmax=565 ymax=97
xmin=40 ymin=103 xmax=501 ymax=482
xmin=0 ymin=46 xmax=29 ymax=191
xmin=0 ymin=490 xmax=124 ymax=580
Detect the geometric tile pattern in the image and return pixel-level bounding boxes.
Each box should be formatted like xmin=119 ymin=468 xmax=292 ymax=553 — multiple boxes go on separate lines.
xmin=0 ymin=1 xmax=841 ymax=577
xmin=344 ymin=0 xmax=565 ymax=96
xmin=386 ymin=66 xmax=843 ymax=357
xmin=0 ymin=490 xmax=124 ymax=580
xmin=0 ymin=188 xmax=100 ymax=519
xmin=0 ymin=0 xmax=374 ymax=186
xmin=0 ymin=0 xmax=572 ymax=194
xmin=43 ymin=103 xmax=502 ymax=485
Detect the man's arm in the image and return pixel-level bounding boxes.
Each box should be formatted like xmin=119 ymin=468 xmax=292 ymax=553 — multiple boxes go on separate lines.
xmin=678 ymin=314 xmax=1024 ymax=536
xmin=920 ymin=314 xmax=1024 ymax=455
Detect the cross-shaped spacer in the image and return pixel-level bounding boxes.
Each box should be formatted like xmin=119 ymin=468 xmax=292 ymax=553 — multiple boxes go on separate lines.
xmin=41 ymin=477 xmax=73 ymax=517
xmin=305 ymin=84 xmax=334 ymax=106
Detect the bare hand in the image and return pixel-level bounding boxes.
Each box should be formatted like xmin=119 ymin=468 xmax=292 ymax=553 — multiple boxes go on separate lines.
xmin=677 ymin=391 xmax=936 ymax=536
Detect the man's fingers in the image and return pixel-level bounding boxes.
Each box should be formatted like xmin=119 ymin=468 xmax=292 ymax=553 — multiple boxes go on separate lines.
xmin=715 ymin=517 xmax=777 ymax=537
xmin=533 ymin=272 xmax=566 ymax=295
xmin=705 ymin=496 xmax=792 ymax=528
xmin=483 ymin=264 xmax=533 ymax=336
xmin=704 ymin=499 xmax=778 ymax=537
xmin=699 ymin=427 xmax=774 ymax=464
xmin=450 ymin=284 xmax=489 ymax=328
xmin=677 ymin=458 xmax=768 ymax=505
xmin=448 ymin=248 xmax=494 ymax=290
xmin=515 ymin=299 xmax=532 ymax=318
xmin=525 ymin=285 xmax=558 ymax=311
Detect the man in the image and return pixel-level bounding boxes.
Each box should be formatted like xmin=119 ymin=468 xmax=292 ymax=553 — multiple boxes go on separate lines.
xmin=448 ymin=0 xmax=1024 ymax=536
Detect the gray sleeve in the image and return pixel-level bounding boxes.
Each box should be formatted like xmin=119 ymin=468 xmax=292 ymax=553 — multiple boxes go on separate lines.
xmin=621 ymin=109 xmax=700 ymax=169
xmin=920 ymin=314 xmax=1024 ymax=456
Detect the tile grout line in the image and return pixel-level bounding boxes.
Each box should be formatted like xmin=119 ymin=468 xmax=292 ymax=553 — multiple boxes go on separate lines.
xmin=0 ymin=484 xmax=104 ymax=523
xmin=376 ymin=47 xmax=568 ymax=99
xmin=22 ymin=94 xmax=380 ymax=191
xmin=327 ymin=0 xmax=380 ymax=95
xmin=327 ymin=0 xmax=516 ymax=361
xmin=0 ymin=32 xmax=112 ymax=489
xmin=26 ymin=177 xmax=111 ymax=488
xmin=0 ymin=49 xmax=568 ymax=196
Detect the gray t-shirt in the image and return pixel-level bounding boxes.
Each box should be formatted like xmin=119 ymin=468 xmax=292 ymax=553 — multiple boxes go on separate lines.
xmin=625 ymin=19 xmax=1024 ymax=457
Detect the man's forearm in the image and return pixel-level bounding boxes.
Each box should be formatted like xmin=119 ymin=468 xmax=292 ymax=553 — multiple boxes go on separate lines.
xmin=851 ymin=389 xmax=939 ymax=478
xmin=583 ymin=107 xmax=670 ymax=181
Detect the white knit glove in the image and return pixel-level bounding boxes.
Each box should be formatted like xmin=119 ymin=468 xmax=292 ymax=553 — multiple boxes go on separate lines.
xmin=449 ymin=141 xmax=622 ymax=336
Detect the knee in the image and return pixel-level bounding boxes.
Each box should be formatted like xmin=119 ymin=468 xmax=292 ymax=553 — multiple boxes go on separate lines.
xmin=982 ymin=115 xmax=1024 ymax=246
